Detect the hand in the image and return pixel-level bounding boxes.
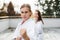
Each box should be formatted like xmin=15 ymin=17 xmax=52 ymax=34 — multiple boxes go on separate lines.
xmin=16 ymin=36 xmax=22 ymax=40
xmin=20 ymin=29 xmax=27 ymax=38
xmin=20 ymin=29 xmax=30 ymax=40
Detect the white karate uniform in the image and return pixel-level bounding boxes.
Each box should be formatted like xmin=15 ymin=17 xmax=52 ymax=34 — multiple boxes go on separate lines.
xmin=12 ymin=18 xmax=43 ymax=40
xmin=34 ymin=21 xmax=43 ymax=40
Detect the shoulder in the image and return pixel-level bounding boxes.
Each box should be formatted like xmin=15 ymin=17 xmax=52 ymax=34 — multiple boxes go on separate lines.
xmin=28 ymin=18 xmax=35 ymax=23
xmin=37 ymin=21 xmax=42 ymax=25
xmin=35 ymin=21 xmax=43 ymax=28
xmin=26 ymin=19 xmax=35 ymax=27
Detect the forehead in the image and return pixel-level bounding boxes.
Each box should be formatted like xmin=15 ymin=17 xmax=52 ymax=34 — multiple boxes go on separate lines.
xmin=20 ymin=7 xmax=29 ymax=11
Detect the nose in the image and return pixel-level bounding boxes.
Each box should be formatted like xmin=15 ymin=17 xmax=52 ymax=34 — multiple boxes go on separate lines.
xmin=23 ymin=13 xmax=26 ymax=15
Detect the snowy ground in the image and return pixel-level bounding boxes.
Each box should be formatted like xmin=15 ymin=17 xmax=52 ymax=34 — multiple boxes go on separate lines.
xmin=0 ymin=28 xmax=60 ymax=40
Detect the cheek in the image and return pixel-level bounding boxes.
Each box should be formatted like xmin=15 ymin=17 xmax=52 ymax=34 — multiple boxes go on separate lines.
xmin=26 ymin=13 xmax=31 ymax=17
xmin=21 ymin=14 xmax=24 ymax=18
xmin=25 ymin=14 xmax=29 ymax=18
xmin=34 ymin=14 xmax=38 ymax=17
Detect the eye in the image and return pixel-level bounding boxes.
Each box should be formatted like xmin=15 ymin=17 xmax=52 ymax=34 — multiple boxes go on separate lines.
xmin=21 ymin=11 xmax=29 ymax=14
xmin=25 ymin=11 xmax=28 ymax=13
xmin=21 ymin=11 xmax=24 ymax=13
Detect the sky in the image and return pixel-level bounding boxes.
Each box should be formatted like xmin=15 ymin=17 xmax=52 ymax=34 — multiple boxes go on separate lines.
xmin=0 ymin=0 xmax=45 ymax=13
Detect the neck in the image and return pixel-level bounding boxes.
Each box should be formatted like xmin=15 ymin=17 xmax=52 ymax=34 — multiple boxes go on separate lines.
xmin=22 ymin=17 xmax=30 ymax=22
xmin=34 ymin=18 xmax=38 ymax=22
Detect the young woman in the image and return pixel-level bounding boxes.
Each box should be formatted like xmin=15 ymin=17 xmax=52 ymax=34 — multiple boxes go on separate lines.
xmin=33 ymin=10 xmax=44 ymax=40
xmin=13 ymin=4 xmax=36 ymax=40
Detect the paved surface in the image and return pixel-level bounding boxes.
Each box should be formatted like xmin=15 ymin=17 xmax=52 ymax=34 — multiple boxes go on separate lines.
xmin=0 ymin=28 xmax=60 ymax=40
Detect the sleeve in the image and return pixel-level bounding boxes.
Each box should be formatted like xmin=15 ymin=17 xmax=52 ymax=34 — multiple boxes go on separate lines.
xmin=36 ymin=21 xmax=43 ymax=40
xmin=12 ymin=24 xmax=21 ymax=39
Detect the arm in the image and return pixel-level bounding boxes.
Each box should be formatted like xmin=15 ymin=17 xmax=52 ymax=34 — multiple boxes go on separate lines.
xmin=13 ymin=24 xmax=21 ymax=40
xmin=24 ymin=35 xmax=30 ymax=40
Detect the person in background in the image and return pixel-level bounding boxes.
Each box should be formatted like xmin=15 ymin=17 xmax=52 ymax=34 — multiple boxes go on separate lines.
xmin=33 ymin=10 xmax=44 ymax=40
xmin=0 ymin=3 xmax=7 ymax=13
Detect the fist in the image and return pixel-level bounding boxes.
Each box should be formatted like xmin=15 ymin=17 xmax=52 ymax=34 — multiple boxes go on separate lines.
xmin=16 ymin=36 xmax=22 ymax=40
xmin=20 ymin=29 xmax=27 ymax=38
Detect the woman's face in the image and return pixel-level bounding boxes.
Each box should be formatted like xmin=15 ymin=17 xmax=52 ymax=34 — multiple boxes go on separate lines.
xmin=34 ymin=11 xmax=38 ymax=20
xmin=20 ymin=7 xmax=31 ymax=21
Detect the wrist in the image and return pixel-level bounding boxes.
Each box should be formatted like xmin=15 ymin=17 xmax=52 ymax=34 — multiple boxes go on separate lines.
xmin=24 ymin=35 xmax=30 ymax=40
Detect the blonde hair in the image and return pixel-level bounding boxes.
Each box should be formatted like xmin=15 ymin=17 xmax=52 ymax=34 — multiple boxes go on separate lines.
xmin=20 ymin=4 xmax=32 ymax=12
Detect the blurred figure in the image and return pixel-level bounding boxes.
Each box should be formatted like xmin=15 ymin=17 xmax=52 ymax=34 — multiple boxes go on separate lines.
xmin=0 ymin=3 xmax=7 ymax=12
xmin=34 ymin=10 xmax=44 ymax=24
xmin=33 ymin=10 xmax=44 ymax=40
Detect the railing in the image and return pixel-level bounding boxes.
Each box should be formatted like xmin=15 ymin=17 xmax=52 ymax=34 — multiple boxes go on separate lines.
xmin=0 ymin=16 xmax=60 ymax=32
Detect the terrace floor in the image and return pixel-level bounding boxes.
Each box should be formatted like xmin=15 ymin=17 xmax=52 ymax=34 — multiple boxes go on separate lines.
xmin=0 ymin=28 xmax=60 ymax=40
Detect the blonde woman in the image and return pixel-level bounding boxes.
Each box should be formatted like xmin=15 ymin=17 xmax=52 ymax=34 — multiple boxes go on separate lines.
xmin=13 ymin=4 xmax=36 ymax=40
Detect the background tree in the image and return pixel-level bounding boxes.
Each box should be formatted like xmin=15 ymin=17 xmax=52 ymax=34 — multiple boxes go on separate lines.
xmin=53 ymin=0 xmax=60 ymax=17
xmin=37 ymin=0 xmax=60 ymax=17
xmin=7 ymin=1 xmax=15 ymax=16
